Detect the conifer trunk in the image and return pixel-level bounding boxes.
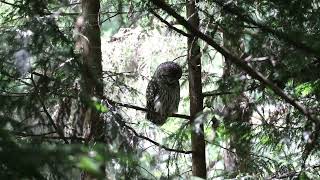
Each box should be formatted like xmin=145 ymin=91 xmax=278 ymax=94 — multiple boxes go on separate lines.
xmin=186 ymin=0 xmax=206 ymax=178
xmin=79 ymin=0 xmax=104 ymax=179
xmin=79 ymin=0 xmax=104 ymax=141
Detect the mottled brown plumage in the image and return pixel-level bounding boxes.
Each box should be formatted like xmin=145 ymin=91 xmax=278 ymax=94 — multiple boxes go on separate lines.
xmin=146 ymin=61 xmax=182 ymax=125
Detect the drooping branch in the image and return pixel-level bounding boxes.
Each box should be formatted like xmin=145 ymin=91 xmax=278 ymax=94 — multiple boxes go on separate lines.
xmin=16 ymin=124 xmax=192 ymax=154
xmin=30 ymin=74 xmax=69 ymax=144
xmin=149 ymin=0 xmax=316 ymax=123
xmin=15 ymin=122 xmax=192 ymax=154
xmin=123 ymin=123 xmax=192 ymax=154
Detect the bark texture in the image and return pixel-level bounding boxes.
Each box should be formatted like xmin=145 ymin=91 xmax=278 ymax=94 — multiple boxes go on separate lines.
xmin=78 ymin=1 xmax=105 ymax=179
xmin=186 ymin=0 xmax=207 ymax=178
xmin=79 ymin=0 xmax=104 ymax=141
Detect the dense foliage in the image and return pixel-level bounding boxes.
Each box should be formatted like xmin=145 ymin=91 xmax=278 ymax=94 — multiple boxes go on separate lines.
xmin=1 ymin=0 xmax=320 ymax=179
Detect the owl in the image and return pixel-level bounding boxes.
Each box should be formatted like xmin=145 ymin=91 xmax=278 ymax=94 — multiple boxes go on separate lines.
xmin=146 ymin=61 xmax=182 ymax=125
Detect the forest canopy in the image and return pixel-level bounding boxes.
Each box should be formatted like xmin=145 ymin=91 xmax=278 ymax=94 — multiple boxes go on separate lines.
xmin=0 ymin=0 xmax=320 ymax=179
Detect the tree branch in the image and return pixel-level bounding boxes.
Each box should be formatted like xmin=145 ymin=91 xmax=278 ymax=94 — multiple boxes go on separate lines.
xmin=123 ymin=123 xmax=192 ymax=154
xmin=30 ymin=74 xmax=69 ymax=144
xmin=14 ymin=132 xmax=56 ymax=137
xmin=203 ymin=85 xmax=259 ymax=97
xmin=15 ymin=133 xmax=86 ymax=141
xmin=149 ymin=9 xmax=191 ymax=38
xmin=103 ymin=97 xmax=190 ymax=120
xmin=0 ymin=0 xmax=21 ymax=8
xmin=202 ymin=91 xmax=233 ymax=97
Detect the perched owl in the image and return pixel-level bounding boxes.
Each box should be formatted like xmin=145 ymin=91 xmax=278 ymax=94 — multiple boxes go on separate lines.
xmin=146 ymin=61 xmax=182 ymax=125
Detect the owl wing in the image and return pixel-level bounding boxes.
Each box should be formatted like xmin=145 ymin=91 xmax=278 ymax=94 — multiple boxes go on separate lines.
xmin=146 ymin=78 xmax=159 ymax=120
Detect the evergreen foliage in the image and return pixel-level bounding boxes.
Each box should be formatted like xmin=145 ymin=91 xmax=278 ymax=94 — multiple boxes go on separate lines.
xmin=0 ymin=0 xmax=320 ymax=179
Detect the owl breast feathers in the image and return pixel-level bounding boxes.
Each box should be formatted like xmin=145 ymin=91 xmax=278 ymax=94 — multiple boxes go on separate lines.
xmin=146 ymin=61 xmax=182 ymax=125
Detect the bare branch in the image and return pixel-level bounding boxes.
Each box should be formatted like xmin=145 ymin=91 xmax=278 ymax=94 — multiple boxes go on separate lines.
xmin=103 ymin=97 xmax=190 ymax=120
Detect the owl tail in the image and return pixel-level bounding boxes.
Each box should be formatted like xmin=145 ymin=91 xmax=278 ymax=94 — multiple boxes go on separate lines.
xmin=146 ymin=112 xmax=167 ymax=125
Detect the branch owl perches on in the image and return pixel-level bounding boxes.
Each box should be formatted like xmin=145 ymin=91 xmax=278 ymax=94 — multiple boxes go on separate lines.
xmin=146 ymin=61 xmax=182 ymax=125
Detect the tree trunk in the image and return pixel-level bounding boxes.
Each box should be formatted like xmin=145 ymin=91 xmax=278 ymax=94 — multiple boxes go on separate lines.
xmin=78 ymin=0 xmax=104 ymax=179
xmin=79 ymin=0 xmax=104 ymax=141
xmin=186 ymin=0 xmax=206 ymax=178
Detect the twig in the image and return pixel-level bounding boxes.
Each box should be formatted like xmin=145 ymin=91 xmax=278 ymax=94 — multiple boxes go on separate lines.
xmin=100 ymin=13 xmax=120 ymax=24
xmin=203 ymin=85 xmax=259 ymax=97
xmin=149 ymin=9 xmax=191 ymax=38
xmin=202 ymin=91 xmax=233 ymax=97
xmin=0 ymin=0 xmax=21 ymax=8
xmin=138 ymin=165 xmax=157 ymax=179
xmin=30 ymin=73 xmax=69 ymax=144
xmin=172 ymin=54 xmax=187 ymax=62
xmin=15 ymin=134 xmax=86 ymax=141
xmin=14 ymin=132 xmax=56 ymax=137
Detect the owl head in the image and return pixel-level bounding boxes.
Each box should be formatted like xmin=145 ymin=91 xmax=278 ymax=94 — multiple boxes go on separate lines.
xmin=154 ymin=61 xmax=182 ymax=85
